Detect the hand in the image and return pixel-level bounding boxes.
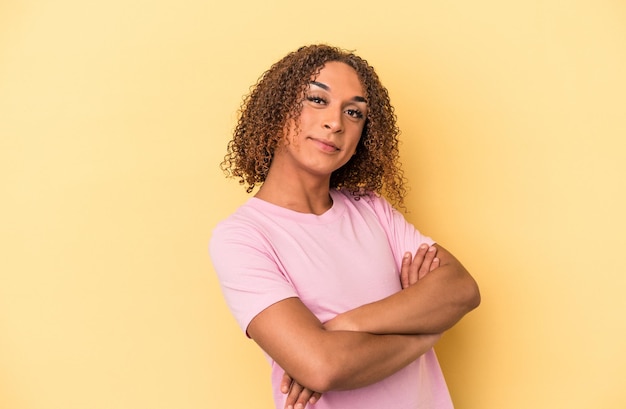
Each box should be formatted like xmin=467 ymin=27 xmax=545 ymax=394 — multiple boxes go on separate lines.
xmin=400 ymin=244 xmax=440 ymax=289
xmin=281 ymin=372 xmax=322 ymax=409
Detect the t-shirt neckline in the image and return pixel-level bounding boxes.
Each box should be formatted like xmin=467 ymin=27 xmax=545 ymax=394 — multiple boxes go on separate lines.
xmin=247 ymin=190 xmax=346 ymax=224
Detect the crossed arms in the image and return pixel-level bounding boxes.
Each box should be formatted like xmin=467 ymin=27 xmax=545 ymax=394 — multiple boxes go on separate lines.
xmin=247 ymin=243 xmax=480 ymax=408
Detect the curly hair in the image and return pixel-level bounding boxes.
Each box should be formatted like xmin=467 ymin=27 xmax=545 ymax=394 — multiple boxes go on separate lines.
xmin=221 ymin=44 xmax=408 ymax=207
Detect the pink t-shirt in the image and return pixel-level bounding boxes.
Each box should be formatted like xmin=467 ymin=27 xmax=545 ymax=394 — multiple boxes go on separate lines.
xmin=210 ymin=189 xmax=453 ymax=409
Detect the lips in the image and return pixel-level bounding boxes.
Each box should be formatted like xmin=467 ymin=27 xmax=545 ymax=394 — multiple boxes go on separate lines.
xmin=309 ymin=137 xmax=339 ymax=152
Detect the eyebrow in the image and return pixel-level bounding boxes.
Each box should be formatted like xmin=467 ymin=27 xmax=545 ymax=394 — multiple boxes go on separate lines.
xmin=310 ymin=81 xmax=368 ymax=103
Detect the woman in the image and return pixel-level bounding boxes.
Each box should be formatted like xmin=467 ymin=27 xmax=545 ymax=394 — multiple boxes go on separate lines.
xmin=210 ymin=44 xmax=480 ymax=409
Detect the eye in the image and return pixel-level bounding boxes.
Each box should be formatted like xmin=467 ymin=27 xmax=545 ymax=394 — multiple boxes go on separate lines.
xmin=306 ymin=95 xmax=327 ymax=105
xmin=345 ymin=108 xmax=364 ymax=119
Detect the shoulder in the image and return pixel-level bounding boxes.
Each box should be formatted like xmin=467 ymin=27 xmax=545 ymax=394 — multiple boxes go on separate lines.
xmin=210 ymin=200 xmax=271 ymax=255
xmin=213 ymin=200 xmax=259 ymax=232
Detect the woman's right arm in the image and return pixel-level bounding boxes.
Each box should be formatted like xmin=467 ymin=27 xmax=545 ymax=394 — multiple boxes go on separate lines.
xmin=247 ymin=297 xmax=440 ymax=394
xmin=277 ymin=244 xmax=445 ymax=409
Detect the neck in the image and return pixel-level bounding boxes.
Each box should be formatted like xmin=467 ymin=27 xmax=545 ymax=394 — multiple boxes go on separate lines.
xmin=255 ymin=165 xmax=333 ymax=215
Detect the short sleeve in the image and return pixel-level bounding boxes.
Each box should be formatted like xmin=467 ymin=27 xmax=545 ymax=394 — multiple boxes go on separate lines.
xmin=209 ymin=220 xmax=298 ymax=335
xmin=365 ymin=194 xmax=435 ymax=268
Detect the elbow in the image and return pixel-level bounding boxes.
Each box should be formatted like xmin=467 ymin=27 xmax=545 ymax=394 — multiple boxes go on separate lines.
xmin=472 ymin=285 xmax=481 ymax=309
xmin=296 ymin=363 xmax=335 ymax=393
xmin=298 ymin=351 xmax=355 ymax=393
xmin=462 ymin=276 xmax=481 ymax=312
xmin=448 ymin=273 xmax=481 ymax=321
xmin=307 ymin=377 xmax=334 ymax=394
xmin=288 ymin=350 xmax=342 ymax=393
xmin=433 ymin=278 xmax=480 ymax=334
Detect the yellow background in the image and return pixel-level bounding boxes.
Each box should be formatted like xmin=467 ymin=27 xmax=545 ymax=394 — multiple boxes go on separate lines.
xmin=2 ymin=1 xmax=625 ymax=408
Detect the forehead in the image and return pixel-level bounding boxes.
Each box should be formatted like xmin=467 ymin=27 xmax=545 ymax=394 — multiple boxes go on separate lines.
xmin=312 ymin=61 xmax=365 ymax=96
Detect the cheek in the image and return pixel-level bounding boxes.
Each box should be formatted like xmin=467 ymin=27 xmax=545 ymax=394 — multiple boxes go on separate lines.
xmin=297 ymin=110 xmax=316 ymax=131
xmin=347 ymin=126 xmax=364 ymax=153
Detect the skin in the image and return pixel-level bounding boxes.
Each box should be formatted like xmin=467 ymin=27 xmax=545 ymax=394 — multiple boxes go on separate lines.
xmin=281 ymin=245 xmax=442 ymax=408
xmin=248 ymin=62 xmax=481 ymax=409
xmin=255 ymin=62 xmax=367 ymax=215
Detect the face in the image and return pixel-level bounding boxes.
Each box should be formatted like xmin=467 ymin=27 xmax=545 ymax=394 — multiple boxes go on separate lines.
xmin=273 ymin=61 xmax=368 ymax=181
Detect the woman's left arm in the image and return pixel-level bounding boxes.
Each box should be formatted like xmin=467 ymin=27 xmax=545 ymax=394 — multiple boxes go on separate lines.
xmin=325 ymin=244 xmax=481 ymax=335
xmin=280 ymin=243 xmax=458 ymax=409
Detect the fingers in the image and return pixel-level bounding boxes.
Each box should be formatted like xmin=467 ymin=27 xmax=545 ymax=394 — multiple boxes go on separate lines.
xmin=310 ymin=392 xmax=322 ymax=405
xmin=281 ymin=372 xmax=293 ymax=394
xmin=417 ymin=245 xmax=437 ymax=280
xmin=284 ymin=380 xmax=304 ymax=409
xmin=282 ymin=373 xmax=322 ymax=409
xmin=400 ymin=252 xmax=411 ymax=288
xmin=430 ymin=256 xmax=440 ymax=272
xmin=285 ymin=386 xmax=320 ymax=409
xmin=293 ymin=387 xmax=314 ymax=409
xmin=411 ymin=244 xmax=432 ymax=284
xmin=400 ymin=245 xmax=439 ymax=288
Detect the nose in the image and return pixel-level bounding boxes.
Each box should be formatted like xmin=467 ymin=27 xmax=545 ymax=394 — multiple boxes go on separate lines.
xmin=323 ymin=108 xmax=343 ymax=133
